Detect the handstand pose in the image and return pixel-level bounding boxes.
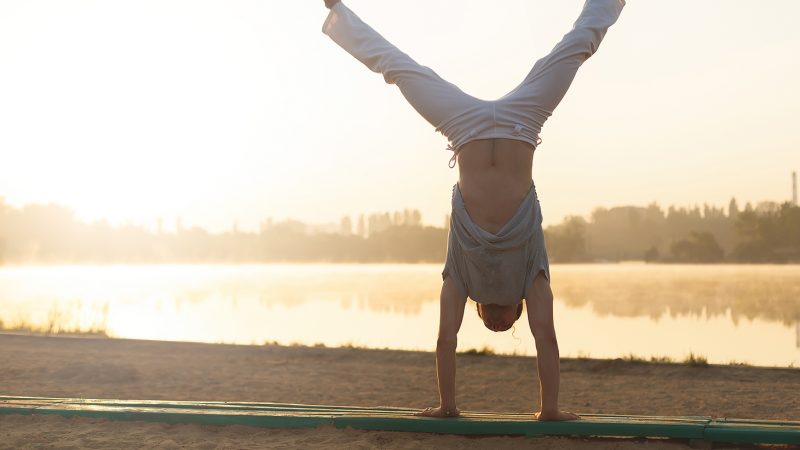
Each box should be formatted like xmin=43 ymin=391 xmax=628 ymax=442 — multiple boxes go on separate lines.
xmin=322 ymin=0 xmax=625 ymax=420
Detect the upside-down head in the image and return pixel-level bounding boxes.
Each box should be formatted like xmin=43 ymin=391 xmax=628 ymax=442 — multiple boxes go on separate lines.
xmin=477 ymin=302 xmax=523 ymax=332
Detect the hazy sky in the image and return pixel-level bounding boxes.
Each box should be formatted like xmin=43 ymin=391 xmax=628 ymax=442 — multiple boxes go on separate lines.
xmin=1 ymin=0 xmax=798 ymax=232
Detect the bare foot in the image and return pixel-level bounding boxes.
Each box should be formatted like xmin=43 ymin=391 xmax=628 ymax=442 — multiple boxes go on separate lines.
xmin=415 ymin=406 xmax=460 ymax=418
xmin=535 ymin=410 xmax=580 ymax=421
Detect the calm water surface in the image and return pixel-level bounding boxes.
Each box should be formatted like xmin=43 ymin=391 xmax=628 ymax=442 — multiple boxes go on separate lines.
xmin=1 ymin=264 xmax=798 ymax=367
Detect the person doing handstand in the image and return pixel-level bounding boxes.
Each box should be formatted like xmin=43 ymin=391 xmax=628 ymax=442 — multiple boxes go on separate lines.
xmin=321 ymin=0 xmax=625 ymax=420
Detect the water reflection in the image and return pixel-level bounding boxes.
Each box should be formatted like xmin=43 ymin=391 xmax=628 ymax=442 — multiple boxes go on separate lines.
xmin=0 ymin=264 xmax=798 ymax=366
xmin=552 ymin=264 xmax=800 ymax=325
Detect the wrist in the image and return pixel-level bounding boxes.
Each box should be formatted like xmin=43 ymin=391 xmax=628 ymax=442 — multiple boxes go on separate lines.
xmin=439 ymin=404 xmax=458 ymax=416
xmin=439 ymin=401 xmax=457 ymax=411
xmin=324 ymin=0 xmax=341 ymax=9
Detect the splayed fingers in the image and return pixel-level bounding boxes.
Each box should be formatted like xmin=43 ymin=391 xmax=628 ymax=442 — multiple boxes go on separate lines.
xmin=535 ymin=410 xmax=580 ymax=421
xmin=415 ymin=406 xmax=460 ymax=418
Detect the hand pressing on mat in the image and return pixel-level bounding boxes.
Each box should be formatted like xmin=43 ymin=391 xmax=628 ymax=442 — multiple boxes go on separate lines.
xmin=535 ymin=410 xmax=580 ymax=421
xmin=415 ymin=406 xmax=460 ymax=418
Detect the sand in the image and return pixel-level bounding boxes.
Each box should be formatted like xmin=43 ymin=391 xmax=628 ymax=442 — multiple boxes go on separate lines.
xmin=1 ymin=333 xmax=798 ymax=449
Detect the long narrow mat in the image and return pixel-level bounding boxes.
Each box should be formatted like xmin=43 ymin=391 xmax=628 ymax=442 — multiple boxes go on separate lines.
xmin=1 ymin=396 xmax=797 ymax=445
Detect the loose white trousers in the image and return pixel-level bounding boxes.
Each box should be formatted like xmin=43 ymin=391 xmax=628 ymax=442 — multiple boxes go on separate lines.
xmin=323 ymin=0 xmax=625 ymax=168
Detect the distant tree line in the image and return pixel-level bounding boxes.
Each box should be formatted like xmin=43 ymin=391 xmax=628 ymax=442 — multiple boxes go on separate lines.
xmin=544 ymin=199 xmax=800 ymax=263
xmin=0 ymin=197 xmax=797 ymax=264
xmin=0 ymin=198 xmax=445 ymax=264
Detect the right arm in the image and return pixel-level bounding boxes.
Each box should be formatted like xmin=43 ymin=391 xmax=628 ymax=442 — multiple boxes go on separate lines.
xmin=526 ymin=273 xmax=580 ymax=421
xmin=417 ymin=276 xmax=467 ymax=417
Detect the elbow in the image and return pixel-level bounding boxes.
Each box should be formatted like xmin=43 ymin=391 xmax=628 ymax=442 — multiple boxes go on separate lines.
xmin=530 ymin=317 xmax=558 ymax=345
xmin=534 ymin=331 xmax=558 ymax=348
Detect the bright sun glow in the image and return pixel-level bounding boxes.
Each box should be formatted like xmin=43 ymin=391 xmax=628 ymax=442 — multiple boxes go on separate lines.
xmin=1 ymin=0 xmax=799 ymax=231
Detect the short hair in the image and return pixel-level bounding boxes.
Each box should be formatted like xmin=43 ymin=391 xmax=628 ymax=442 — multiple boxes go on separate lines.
xmin=476 ymin=302 xmax=523 ymax=321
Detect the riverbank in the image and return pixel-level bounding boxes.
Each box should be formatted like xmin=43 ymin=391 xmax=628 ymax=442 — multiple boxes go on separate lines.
xmin=1 ymin=333 xmax=798 ymax=449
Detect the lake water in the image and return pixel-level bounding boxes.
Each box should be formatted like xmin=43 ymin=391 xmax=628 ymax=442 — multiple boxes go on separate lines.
xmin=1 ymin=264 xmax=798 ymax=367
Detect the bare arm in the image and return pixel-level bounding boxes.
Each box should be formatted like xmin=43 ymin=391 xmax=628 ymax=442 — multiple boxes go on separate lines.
xmin=417 ymin=276 xmax=467 ymax=417
xmin=526 ymin=273 xmax=579 ymax=421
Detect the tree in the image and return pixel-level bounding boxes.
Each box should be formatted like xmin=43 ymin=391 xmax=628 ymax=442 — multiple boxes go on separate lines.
xmin=339 ymin=215 xmax=352 ymax=235
xmin=670 ymin=232 xmax=724 ymax=262
xmin=545 ymin=216 xmax=588 ymax=262
xmin=728 ymin=198 xmax=739 ymax=219
xmin=733 ymin=202 xmax=800 ymax=262
xmin=644 ymin=246 xmax=659 ymax=262
xmin=357 ymin=214 xmax=365 ymax=237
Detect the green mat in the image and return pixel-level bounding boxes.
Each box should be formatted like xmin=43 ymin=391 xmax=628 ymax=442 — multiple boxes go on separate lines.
xmin=1 ymin=396 xmax=797 ymax=445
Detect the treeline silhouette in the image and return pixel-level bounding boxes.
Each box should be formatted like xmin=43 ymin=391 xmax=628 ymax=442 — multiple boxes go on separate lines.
xmin=546 ymin=199 xmax=800 ymax=263
xmin=0 ymin=199 xmax=445 ymax=263
xmin=0 ymin=197 xmax=797 ymax=264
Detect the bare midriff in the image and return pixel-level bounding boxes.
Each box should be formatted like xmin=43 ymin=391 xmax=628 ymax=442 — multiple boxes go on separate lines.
xmin=456 ymin=138 xmax=535 ymax=235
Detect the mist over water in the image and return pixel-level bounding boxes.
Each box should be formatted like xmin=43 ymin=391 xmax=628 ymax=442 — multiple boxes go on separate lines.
xmin=1 ymin=263 xmax=798 ymax=367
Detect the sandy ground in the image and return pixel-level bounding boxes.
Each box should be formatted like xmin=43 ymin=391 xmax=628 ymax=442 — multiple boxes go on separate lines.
xmin=1 ymin=333 xmax=798 ymax=449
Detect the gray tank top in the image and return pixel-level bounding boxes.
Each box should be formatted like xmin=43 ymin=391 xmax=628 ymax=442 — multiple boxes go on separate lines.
xmin=443 ymin=183 xmax=549 ymax=305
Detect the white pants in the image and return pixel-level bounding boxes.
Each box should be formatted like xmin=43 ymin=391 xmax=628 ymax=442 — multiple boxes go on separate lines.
xmin=323 ymin=0 xmax=625 ymax=167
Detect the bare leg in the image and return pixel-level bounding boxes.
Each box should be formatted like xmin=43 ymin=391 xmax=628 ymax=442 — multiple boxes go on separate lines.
xmin=525 ymin=272 xmax=578 ymax=421
xmin=500 ymin=0 xmax=626 ymax=135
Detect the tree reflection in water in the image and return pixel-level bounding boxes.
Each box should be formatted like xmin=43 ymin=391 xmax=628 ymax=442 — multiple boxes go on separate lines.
xmin=552 ymin=264 xmax=800 ymax=326
xmin=1 ymin=264 xmax=799 ymax=351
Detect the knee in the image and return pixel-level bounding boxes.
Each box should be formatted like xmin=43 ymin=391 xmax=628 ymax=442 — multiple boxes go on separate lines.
xmin=378 ymin=53 xmax=425 ymax=85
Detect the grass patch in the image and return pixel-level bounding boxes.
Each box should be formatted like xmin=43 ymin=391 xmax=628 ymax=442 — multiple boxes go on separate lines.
xmin=621 ymin=353 xmax=647 ymax=363
xmin=649 ymin=355 xmax=674 ymax=363
xmin=727 ymin=360 xmax=751 ymax=367
xmin=683 ymin=352 xmax=709 ymax=367
xmin=459 ymin=346 xmax=496 ymax=356
xmin=0 ymin=318 xmax=107 ymax=337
